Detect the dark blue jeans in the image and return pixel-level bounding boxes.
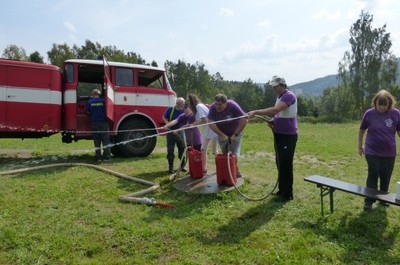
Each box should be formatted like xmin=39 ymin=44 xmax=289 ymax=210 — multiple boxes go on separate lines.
xmin=274 ymin=133 xmax=298 ymax=198
xmin=166 ymin=132 xmax=185 ymax=162
xmin=91 ymin=121 xmax=110 ymax=160
xmin=365 ymin=155 xmax=395 ymax=203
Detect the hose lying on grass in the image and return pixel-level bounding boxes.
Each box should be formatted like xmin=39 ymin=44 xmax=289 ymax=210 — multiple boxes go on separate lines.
xmin=0 ymin=163 xmax=176 ymax=208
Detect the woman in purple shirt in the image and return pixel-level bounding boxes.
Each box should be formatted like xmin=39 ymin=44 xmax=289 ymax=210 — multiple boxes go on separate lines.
xmin=248 ymin=76 xmax=298 ymax=203
xmin=358 ymin=89 xmax=400 ymax=211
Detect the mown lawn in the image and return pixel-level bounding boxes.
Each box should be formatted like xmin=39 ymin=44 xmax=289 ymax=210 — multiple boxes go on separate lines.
xmin=0 ymin=121 xmax=399 ymax=264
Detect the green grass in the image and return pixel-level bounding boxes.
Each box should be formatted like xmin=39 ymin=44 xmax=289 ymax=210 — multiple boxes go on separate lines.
xmin=1 ymin=122 xmax=400 ymax=264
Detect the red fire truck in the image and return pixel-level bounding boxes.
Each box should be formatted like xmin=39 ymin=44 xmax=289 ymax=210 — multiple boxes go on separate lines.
xmin=0 ymin=57 xmax=176 ymax=157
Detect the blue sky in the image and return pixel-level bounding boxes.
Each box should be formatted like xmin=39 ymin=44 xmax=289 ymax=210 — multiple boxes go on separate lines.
xmin=1 ymin=0 xmax=400 ymax=85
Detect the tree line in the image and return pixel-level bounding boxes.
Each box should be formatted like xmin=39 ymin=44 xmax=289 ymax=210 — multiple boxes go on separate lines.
xmin=2 ymin=11 xmax=398 ymax=122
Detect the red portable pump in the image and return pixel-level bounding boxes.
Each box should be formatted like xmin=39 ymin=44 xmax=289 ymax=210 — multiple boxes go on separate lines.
xmin=215 ymin=153 xmax=237 ymax=186
xmin=187 ymin=147 xmax=204 ymax=179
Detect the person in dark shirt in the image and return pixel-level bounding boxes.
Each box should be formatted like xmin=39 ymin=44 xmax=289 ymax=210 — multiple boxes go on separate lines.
xmin=86 ymin=89 xmax=110 ymax=162
xmin=162 ymin=97 xmax=185 ymax=173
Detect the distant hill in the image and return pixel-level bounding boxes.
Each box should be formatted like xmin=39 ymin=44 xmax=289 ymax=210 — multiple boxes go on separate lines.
xmin=291 ymin=57 xmax=400 ymax=96
xmin=290 ymin=74 xmax=338 ymax=96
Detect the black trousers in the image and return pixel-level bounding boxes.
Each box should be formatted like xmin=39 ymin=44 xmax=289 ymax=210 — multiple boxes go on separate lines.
xmin=365 ymin=155 xmax=395 ymax=203
xmin=91 ymin=121 xmax=110 ymax=160
xmin=166 ymin=132 xmax=185 ymax=162
xmin=274 ymin=133 xmax=298 ymax=197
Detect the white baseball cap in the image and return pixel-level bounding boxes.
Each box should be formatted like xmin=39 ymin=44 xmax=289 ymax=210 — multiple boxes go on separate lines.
xmin=269 ymin=76 xmax=286 ymax=87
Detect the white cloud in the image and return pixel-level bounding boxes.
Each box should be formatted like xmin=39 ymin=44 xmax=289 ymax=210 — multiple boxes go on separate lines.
xmin=219 ymin=7 xmax=234 ymax=17
xmin=258 ymin=20 xmax=271 ymax=28
xmin=64 ymin=21 xmax=77 ymax=34
xmin=312 ymin=9 xmax=342 ymax=20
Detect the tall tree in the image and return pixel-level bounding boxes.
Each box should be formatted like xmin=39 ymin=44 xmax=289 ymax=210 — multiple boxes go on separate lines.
xmin=47 ymin=43 xmax=76 ymax=67
xmin=338 ymin=11 xmax=398 ymax=117
xmin=2 ymin=44 xmax=27 ymax=61
xmin=164 ymin=60 xmax=217 ymax=102
xmin=234 ymin=79 xmax=263 ymax=112
xmin=29 ymin=51 xmax=44 ymax=63
xmin=73 ymin=40 xmax=101 ymax=60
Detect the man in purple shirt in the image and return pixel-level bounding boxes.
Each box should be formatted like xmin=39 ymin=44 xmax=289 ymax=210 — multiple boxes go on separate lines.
xmin=208 ymin=94 xmax=248 ymax=178
xmin=248 ymin=76 xmax=298 ymax=202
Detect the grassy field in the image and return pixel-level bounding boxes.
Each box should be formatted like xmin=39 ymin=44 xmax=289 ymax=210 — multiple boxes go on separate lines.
xmin=1 ymin=122 xmax=399 ymax=264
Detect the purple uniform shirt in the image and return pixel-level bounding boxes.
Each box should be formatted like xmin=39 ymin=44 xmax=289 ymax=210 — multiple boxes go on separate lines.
xmin=360 ymin=108 xmax=400 ymax=157
xmin=176 ymin=113 xmax=202 ymax=146
xmin=208 ymin=100 xmax=246 ymax=136
xmin=273 ymin=90 xmax=298 ymax=135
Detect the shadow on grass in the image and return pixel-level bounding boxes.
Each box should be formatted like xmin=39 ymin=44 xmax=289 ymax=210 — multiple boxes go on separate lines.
xmin=197 ymin=199 xmax=286 ymax=245
xmin=0 ymin=153 xmax=161 ymax=171
xmin=294 ymin=206 xmax=400 ymax=264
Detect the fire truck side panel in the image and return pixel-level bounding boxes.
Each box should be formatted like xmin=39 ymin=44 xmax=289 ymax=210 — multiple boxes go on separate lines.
xmin=0 ymin=59 xmax=62 ymax=137
xmin=0 ymin=64 xmax=6 ymax=124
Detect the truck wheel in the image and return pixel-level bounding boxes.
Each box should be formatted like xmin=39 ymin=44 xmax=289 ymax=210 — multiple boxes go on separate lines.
xmin=113 ymin=119 xmax=157 ymax=157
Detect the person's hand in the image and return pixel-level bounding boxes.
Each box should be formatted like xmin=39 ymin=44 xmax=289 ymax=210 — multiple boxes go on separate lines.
xmin=230 ymin=134 xmax=238 ymax=142
xmin=247 ymin=111 xmax=255 ymax=118
xmin=221 ymin=134 xmax=229 ymax=142
xmin=358 ymin=146 xmax=365 ymax=156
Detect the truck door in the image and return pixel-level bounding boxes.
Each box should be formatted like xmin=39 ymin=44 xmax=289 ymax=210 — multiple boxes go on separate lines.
xmin=103 ymin=57 xmax=114 ymax=122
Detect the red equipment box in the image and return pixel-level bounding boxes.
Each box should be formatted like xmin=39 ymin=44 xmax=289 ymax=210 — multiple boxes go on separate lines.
xmin=215 ymin=153 xmax=237 ymax=186
xmin=188 ymin=147 xmax=204 ymax=179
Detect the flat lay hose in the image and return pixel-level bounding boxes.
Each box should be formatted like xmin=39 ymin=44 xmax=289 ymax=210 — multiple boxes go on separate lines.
xmin=0 ymin=163 xmax=176 ymax=208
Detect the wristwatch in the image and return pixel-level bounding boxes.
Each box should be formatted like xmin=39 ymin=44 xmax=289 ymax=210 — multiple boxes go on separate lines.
xmin=234 ymin=133 xmax=239 ymax=137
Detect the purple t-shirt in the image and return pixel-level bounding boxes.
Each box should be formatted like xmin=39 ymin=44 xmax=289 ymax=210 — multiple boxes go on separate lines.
xmin=208 ymin=100 xmax=246 ymax=136
xmin=360 ymin=107 xmax=400 ymax=157
xmin=273 ymin=90 xmax=298 ymax=135
xmin=176 ymin=113 xmax=202 ymax=146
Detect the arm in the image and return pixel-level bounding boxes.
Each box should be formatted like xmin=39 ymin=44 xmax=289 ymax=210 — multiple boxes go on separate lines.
xmin=162 ymin=119 xmax=178 ymax=130
xmin=231 ymin=117 xmax=248 ymax=141
xmin=358 ymin=129 xmax=366 ymax=156
xmin=208 ymin=120 xmax=228 ymax=142
xmin=247 ymin=101 xmax=288 ymax=118
xmin=184 ymin=116 xmax=207 ymax=128
xmin=162 ymin=116 xmax=169 ymax=124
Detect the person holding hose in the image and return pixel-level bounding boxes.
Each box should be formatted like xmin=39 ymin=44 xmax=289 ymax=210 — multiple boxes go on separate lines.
xmin=247 ymin=75 xmax=298 ymax=203
xmin=162 ymin=97 xmax=185 ymax=173
xmin=208 ymin=94 xmax=248 ymax=178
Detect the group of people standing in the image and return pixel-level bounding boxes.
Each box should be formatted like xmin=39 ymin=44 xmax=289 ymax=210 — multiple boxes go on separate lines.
xmin=85 ymin=73 xmax=400 ymax=209
xmin=161 ymin=75 xmax=298 ymax=203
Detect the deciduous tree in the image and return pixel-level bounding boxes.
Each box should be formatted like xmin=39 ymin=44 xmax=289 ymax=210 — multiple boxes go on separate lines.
xmin=338 ymin=10 xmax=398 ymax=117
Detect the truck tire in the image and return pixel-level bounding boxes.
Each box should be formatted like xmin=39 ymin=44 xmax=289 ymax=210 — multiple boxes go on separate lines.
xmin=112 ymin=119 xmax=157 ymax=157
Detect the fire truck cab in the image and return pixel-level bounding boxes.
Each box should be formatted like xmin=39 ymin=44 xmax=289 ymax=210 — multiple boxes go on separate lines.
xmin=0 ymin=58 xmax=176 ymax=157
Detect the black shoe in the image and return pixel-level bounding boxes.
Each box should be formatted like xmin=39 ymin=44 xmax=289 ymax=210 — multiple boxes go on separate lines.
xmin=168 ymin=168 xmax=174 ymax=174
xmin=378 ymin=201 xmax=390 ymax=207
xmin=363 ymin=202 xmax=373 ymax=211
xmin=274 ymin=195 xmax=293 ymax=203
xmin=272 ymin=191 xmax=282 ymax=197
xmin=180 ymin=167 xmax=187 ymax=172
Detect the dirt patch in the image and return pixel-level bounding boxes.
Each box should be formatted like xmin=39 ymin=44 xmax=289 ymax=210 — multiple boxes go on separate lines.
xmin=0 ymin=149 xmax=33 ymax=158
